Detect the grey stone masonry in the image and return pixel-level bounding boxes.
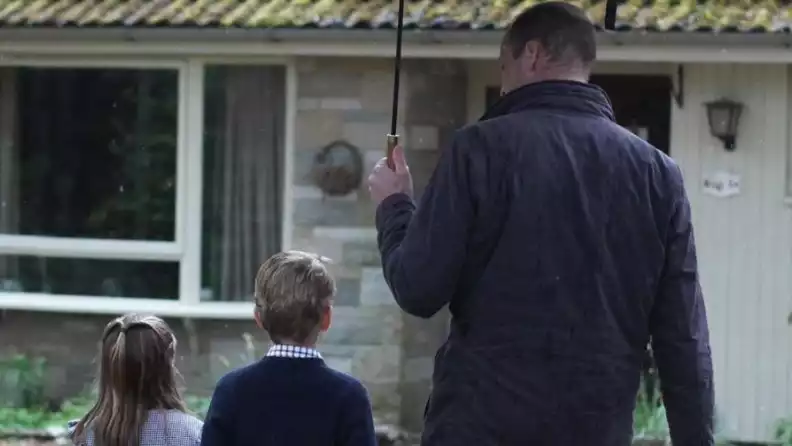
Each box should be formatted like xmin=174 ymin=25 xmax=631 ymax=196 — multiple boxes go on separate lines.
xmin=293 ymin=57 xmax=413 ymax=425
xmin=397 ymin=60 xmax=468 ymax=431
xmin=292 ymin=57 xmax=468 ymax=431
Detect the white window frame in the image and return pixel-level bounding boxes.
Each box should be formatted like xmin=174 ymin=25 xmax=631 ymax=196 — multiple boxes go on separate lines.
xmin=0 ymin=55 xmax=297 ymax=319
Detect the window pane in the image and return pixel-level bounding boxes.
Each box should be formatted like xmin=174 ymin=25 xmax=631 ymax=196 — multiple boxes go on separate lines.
xmin=0 ymin=256 xmax=178 ymax=299
xmin=200 ymin=65 xmax=285 ymax=302
xmin=0 ymin=67 xmax=178 ymax=241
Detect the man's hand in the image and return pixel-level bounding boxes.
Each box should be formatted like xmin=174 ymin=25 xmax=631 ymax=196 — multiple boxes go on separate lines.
xmin=367 ymin=145 xmax=413 ymax=206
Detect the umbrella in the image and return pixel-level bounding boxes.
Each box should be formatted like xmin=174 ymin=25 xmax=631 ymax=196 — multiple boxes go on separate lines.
xmin=604 ymin=0 xmax=617 ymax=30
xmin=386 ymin=0 xmax=406 ymax=170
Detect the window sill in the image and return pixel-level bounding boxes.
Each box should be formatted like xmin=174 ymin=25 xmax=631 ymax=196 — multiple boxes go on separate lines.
xmin=0 ymin=292 xmax=253 ymax=319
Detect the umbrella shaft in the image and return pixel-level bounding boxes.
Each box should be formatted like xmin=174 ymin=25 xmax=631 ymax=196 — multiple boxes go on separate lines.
xmin=390 ymin=0 xmax=406 ymax=135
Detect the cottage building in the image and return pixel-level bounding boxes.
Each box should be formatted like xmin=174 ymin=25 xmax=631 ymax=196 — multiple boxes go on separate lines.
xmin=1 ymin=0 xmax=792 ymax=442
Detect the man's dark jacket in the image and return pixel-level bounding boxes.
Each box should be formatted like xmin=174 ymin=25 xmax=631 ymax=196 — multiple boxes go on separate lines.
xmin=376 ymin=81 xmax=714 ymax=446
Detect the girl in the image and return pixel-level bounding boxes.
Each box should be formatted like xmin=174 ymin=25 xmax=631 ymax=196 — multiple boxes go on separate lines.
xmin=70 ymin=314 xmax=203 ymax=446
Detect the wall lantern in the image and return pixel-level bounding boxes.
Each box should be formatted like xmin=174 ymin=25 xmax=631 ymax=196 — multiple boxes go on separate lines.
xmin=704 ymin=98 xmax=743 ymax=151
xmin=311 ymin=140 xmax=363 ymax=197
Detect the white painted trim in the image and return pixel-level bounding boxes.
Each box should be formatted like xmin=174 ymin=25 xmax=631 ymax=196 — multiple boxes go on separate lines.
xmin=178 ymin=59 xmax=205 ymax=305
xmin=0 ymin=235 xmax=181 ymax=261
xmin=0 ymin=292 xmax=253 ymax=319
xmin=187 ymin=56 xmax=292 ymax=66
xmin=1 ymin=40 xmax=792 ymax=63
xmin=282 ymin=60 xmax=298 ymax=251
xmin=174 ymin=61 xmax=190 ymax=248
xmin=0 ymin=56 xmax=184 ymax=68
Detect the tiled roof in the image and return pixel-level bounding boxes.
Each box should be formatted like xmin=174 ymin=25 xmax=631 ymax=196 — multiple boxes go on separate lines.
xmin=0 ymin=0 xmax=789 ymax=33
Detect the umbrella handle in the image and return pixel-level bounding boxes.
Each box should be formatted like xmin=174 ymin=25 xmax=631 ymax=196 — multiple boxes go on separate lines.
xmin=386 ymin=134 xmax=399 ymax=170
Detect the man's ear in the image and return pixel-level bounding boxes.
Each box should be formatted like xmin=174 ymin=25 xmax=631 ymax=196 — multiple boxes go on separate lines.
xmin=522 ymin=40 xmax=542 ymax=71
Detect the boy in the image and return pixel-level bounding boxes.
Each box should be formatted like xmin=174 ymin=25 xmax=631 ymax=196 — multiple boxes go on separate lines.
xmin=201 ymin=251 xmax=377 ymax=446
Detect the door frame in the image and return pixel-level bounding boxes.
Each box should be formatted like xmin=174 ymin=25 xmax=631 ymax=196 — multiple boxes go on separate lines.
xmin=466 ymin=61 xmax=677 ymax=124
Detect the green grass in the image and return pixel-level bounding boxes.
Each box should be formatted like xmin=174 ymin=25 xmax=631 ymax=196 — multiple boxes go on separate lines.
xmin=0 ymin=395 xmax=212 ymax=432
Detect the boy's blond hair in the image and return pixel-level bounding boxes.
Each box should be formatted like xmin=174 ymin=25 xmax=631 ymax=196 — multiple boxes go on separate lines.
xmin=254 ymin=251 xmax=335 ymax=344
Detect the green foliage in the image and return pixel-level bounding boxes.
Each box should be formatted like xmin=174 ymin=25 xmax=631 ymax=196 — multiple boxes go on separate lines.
xmin=774 ymin=416 xmax=792 ymax=445
xmin=0 ymin=354 xmax=212 ymax=432
xmin=184 ymin=395 xmax=212 ymax=420
xmin=633 ymin=377 xmax=670 ymax=441
xmin=0 ymin=354 xmax=47 ymax=409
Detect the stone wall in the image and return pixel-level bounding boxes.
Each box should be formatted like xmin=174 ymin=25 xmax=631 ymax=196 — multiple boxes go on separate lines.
xmin=0 ymin=56 xmax=468 ymax=433
xmin=292 ymin=57 xmax=467 ymax=430
xmin=0 ymin=310 xmax=267 ymax=400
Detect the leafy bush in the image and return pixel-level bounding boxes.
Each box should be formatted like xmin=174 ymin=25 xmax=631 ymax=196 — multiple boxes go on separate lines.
xmin=775 ymin=416 xmax=792 ymax=445
xmin=0 ymin=355 xmax=47 ymax=409
xmin=0 ymin=353 xmax=212 ymax=431
xmin=633 ymin=377 xmax=669 ymax=441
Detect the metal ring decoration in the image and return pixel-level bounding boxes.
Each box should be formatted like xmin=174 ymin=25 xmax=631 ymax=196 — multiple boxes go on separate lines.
xmin=311 ymin=140 xmax=364 ymax=197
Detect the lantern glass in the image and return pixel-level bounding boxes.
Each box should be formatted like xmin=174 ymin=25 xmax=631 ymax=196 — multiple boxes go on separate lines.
xmin=705 ymin=99 xmax=742 ymax=139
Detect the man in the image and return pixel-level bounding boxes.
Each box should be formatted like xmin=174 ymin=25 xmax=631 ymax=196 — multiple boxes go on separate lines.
xmin=367 ymin=2 xmax=714 ymax=446
xmin=369 ymin=2 xmax=714 ymax=446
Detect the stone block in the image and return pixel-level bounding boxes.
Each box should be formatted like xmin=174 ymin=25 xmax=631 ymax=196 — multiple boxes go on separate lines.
xmin=401 ymin=309 xmax=449 ymax=358
xmin=324 ymin=355 xmax=354 ymax=375
xmin=293 ymin=185 xmax=359 ymax=201
xmin=297 ymin=97 xmax=363 ymax=111
xmin=208 ymin=337 xmax=253 ymax=382
xmin=289 ymin=231 xmax=345 ymax=261
xmin=344 ymin=121 xmax=405 ymax=151
xmin=295 ymin=110 xmax=344 ymax=150
xmin=335 ymin=277 xmax=361 ymax=307
xmin=298 ymin=70 xmax=362 ymax=98
xmin=295 ymin=57 xmax=318 ymax=73
xmin=398 ymin=380 xmax=432 ymax=432
xmin=405 ymin=150 xmax=440 ymax=197
xmin=293 ymin=198 xmax=373 ymax=227
xmin=342 ymin=241 xmax=381 ymax=267
xmin=360 ymin=267 xmax=393 ymax=306
xmin=322 ymin=306 xmax=402 ymax=346
xmin=365 ymin=381 xmax=402 ymax=425
xmin=297 ymin=98 xmax=321 ymax=110
xmin=313 ymin=226 xmax=378 ymax=242
xmin=320 ymin=98 xmax=363 ymax=110
xmin=402 ymin=357 xmax=434 ymax=383
xmin=362 ymin=70 xmax=408 ymax=114
xmin=292 ymin=149 xmax=318 ymax=186
xmin=342 ymin=110 xmax=392 ymax=123
xmin=319 ymin=58 xmax=394 ymax=73
xmin=352 ymin=345 xmax=402 ymax=384
xmin=291 ymin=185 xmax=324 ymax=200
xmin=317 ymin=344 xmax=359 ymax=357
xmin=406 ymin=125 xmax=439 ymax=151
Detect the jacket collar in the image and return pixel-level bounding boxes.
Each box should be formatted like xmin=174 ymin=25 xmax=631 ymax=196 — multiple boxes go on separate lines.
xmin=480 ymin=80 xmax=615 ymax=123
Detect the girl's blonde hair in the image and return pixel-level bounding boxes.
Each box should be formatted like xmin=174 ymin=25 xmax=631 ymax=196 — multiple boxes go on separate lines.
xmin=72 ymin=314 xmax=187 ymax=446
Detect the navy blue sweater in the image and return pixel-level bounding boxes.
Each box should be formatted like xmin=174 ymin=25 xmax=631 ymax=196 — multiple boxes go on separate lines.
xmin=200 ymin=357 xmax=377 ymax=446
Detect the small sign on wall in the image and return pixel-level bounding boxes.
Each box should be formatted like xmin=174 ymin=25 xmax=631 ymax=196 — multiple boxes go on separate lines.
xmin=702 ymin=171 xmax=741 ymax=198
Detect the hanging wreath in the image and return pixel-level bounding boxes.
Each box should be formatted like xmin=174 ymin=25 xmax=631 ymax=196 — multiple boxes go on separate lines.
xmin=311 ymin=140 xmax=364 ymax=197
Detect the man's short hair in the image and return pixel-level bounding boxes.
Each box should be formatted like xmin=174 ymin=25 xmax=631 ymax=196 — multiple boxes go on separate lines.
xmin=503 ymin=1 xmax=596 ymax=66
xmin=254 ymin=250 xmax=336 ymax=344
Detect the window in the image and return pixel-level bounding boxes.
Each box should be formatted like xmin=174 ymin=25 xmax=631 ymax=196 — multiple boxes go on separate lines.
xmin=0 ymin=59 xmax=293 ymax=316
xmin=0 ymin=65 xmax=180 ymax=300
xmin=200 ymin=65 xmax=286 ymax=302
